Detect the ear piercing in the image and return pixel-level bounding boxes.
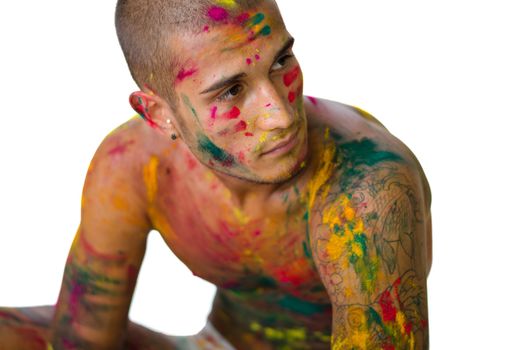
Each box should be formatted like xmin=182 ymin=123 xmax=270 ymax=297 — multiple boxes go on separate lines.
xmin=166 ymin=119 xmax=178 ymax=140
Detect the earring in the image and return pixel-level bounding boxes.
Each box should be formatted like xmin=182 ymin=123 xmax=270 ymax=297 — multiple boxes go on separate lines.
xmin=166 ymin=119 xmax=178 ymax=140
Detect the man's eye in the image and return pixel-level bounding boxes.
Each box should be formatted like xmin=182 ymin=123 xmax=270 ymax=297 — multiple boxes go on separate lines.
xmin=271 ymin=54 xmax=293 ymax=71
xmin=217 ymin=84 xmax=243 ymax=102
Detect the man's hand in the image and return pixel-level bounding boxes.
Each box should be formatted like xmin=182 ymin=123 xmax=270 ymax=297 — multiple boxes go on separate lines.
xmin=50 ymin=134 xmax=151 ymax=349
xmin=308 ymin=137 xmax=430 ymax=349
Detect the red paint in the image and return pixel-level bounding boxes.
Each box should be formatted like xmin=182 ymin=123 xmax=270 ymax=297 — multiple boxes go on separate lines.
xmin=208 ymin=6 xmax=229 ymax=21
xmin=404 ymin=321 xmax=413 ymax=335
xmin=186 ymin=152 xmax=198 ymax=170
xmin=255 ymin=54 xmax=261 ymax=60
xmin=14 ymin=328 xmax=46 ymax=348
xmin=176 ymin=67 xmax=198 ymax=83
xmin=222 ymin=106 xmax=241 ymax=119
xmin=237 ymin=151 xmax=245 ymax=163
xmin=235 ymin=12 xmax=250 ymax=25
xmin=233 ymin=120 xmax=247 ymax=132
xmin=80 ymin=232 xmax=126 ymax=262
xmin=246 ymin=58 xmax=252 ymax=65
xmin=108 ymin=140 xmax=135 ymax=156
xmin=265 ymin=103 xmax=272 ymax=107
xmin=127 ymin=265 xmax=139 ymax=292
xmin=421 ymin=319 xmax=429 ymax=329
xmin=0 ymin=311 xmax=19 ymax=322
xmin=244 ymin=132 xmax=254 ymax=137
xmin=283 ymin=66 xmax=301 ymax=87
xmin=378 ymin=290 xmax=397 ymax=322
xmin=132 ymin=97 xmax=158 ymax=129
xmin=307 ymin=96 xmax=318 ymax=106
xmin=203 ymin=25 xmax=210 ymax=32
xmin=253 ymin=230 xmax=261 ymax=236
xmin=382 ymin=344 xmax=395 ymax=350
xmin=288 ymin=91 xmax=296 ymax=103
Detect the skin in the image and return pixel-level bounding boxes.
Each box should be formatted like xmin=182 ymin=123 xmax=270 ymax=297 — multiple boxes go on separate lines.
xmin=0 ymin=2 xmax=432 ymax=349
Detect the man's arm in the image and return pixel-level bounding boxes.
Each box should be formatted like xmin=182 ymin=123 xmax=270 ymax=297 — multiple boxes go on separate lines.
xmin=50 ymin=135 xmax=151 ymax=349
xmin=309 ymin=152 xmax=430 ymax=349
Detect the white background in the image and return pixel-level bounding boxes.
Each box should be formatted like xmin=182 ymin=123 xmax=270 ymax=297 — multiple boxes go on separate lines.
xmin=1 ymin=1 xmax=527 ymax=348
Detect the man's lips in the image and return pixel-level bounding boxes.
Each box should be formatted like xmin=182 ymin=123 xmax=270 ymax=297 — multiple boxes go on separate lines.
xmin=261 ymin=128 xmax=299 ymax=156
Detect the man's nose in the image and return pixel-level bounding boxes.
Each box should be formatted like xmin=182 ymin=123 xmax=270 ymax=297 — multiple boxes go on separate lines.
xmin=253 ymin=81 xmax=295 ymax=131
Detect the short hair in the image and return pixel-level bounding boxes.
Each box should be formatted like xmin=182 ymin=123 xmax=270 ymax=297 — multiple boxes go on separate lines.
xmin=115 ymin=0 xmax=269 ymax=103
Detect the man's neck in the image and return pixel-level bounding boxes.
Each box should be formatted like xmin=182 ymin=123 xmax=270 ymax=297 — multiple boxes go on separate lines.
xmin=210 ymin=127 xmax=322 ymax=214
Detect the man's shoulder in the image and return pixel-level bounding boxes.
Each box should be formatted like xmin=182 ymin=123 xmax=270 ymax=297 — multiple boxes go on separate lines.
xmin=305 ymin=98 xmax=431 ymax=210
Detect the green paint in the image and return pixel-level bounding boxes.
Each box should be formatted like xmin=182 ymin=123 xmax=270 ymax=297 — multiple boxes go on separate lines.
xmin=259 ymin=25 xmax=272 ymax=36
xmin=248 ymin=13 xmax=265 ymax=26
xmin=182 ymin=94 xmax=199 ymax=122
xmin=336 ymin=138 xmax=403 ymax=190
xmin=367 ymin=306 xmax=382 ymax=326
xmin=197 ymin=133 xmax=235 ymax=166
xmin=278 ymin=295 xmax=328 ymax=316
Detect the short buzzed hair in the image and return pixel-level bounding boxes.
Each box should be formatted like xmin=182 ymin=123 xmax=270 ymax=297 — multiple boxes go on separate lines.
xmin=115 ymin=0 xmax=266 ymax=103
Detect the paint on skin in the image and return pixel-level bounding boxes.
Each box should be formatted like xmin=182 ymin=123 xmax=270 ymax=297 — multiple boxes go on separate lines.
xmin=182 ymin=94 xmax=200 ymax=122
xmin=221 ymin=106 xmax=241 ymax=119
xmin=133 ymin=96 xmax=157 ymax=129
xmin=235 ymin=12 xmax=251 ymax=25
xmin=209 ymin=105 xmax=218 ymax=127
xmin=283 ymin=66 xmax=301 ymax=87
xmin=108 ymin=140 xmax=135 ymax=156
xmin=288 ymin=91 xmax=296 ymax=103
xmin=208 ymin=6 xmax=229 ymax=21
xmin=203 ymin=25 xmax=210 ymax=32
xmin=307 ymin=96 xmax=318 ymax=106
xmin=255 ymin=54 xmax=261 ymax=61
xmin=246 ymin=58 xmax=252 ymax=65
xmin=175 ymin=67 xmax=198 ymax=84
xmin=244 ymin=132 xmax=254 ymax=137
xmin=198 ymin=133 xmax=235 ymax=167
xmin=233 ymin=120 xmax=247 ymax=132
xmin=215 ymin=0 xmax=237 ymax=8
xmin=323 ymin=194 xmax=380 ymax=295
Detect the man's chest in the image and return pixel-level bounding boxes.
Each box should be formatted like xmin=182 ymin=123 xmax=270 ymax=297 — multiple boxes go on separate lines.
xmin=144 ymin=155 xmax=327 ymax=301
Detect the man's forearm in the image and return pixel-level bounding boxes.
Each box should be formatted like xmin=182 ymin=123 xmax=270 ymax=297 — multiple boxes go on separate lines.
xmin=51 ymin=235 xmax=139 ymax=349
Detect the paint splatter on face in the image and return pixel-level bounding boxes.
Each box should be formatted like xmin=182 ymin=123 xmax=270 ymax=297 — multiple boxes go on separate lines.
xmin=283 ymin=66 xmax=301 ymax=87
xmin=175 ymin=67 xmax=198 ymax=85
xmin=208 ymin=6 xmax=229 ymax=21
xmin=197 ymin=133 xmax=236 ymax=167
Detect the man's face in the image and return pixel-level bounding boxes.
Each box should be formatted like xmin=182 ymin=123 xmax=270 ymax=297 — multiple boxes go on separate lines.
xmin=167 ymin=3 xmax=307 ymax=184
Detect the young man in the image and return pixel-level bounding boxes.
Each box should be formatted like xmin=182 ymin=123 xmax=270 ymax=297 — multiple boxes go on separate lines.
xmin=0 ymin=0 xmax=432 ymax=349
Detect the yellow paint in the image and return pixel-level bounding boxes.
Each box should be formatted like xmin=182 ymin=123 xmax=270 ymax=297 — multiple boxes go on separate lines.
xmin=47 ymin=343 xmax=54 ymax=350
xmin=233 ymin=207 xmax=250 ymax=225
xmin=305 ymin=130 xmax=336 ymax=210
xmin=215 ymin=0 xmax=237 ymax=8
xmin=254 ymin=131 xmax=269 ymax=152
xmin=326 ymin=234 xmax=347 ymax=260
xmin=143 ymin=156 xmax=159 ymax=204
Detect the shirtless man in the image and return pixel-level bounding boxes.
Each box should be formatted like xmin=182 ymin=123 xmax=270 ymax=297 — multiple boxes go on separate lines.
xmin=0 ymin=0 xmax=432 ymax=349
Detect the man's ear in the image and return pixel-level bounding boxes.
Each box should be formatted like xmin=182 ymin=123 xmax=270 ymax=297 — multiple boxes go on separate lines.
xmin=129 ymin=90 xmax=180 ymax=139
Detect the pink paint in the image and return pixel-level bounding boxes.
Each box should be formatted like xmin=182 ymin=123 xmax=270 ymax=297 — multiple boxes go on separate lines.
xmin=210 ymin=106 xmax=218 ymax=120
xmin=233 ymin=120 xmax=247 ymax=132
xmin=176 ymin=67 xmax=198 ymax=83
xmin=203 ymin=25 xmax=210 ymax=32
xmin=108 ymin=140 xmax=135 ymax=156
xmin=246 ymin=58 xmax=252 ymax=65
xmin=253 ymin=230 xmax=261 ymax=236
xmin=235 ymin=12 xmax=250 ymax=25
xmin=283 ymin=66 xmax=301 ymax=87
xmin=186 ymin=152 xmax=198 ymax=170
xmin=80 ymin=232 xmax=126 ymax=262
xmin=244 ymin=132 xmax=254 ymax=137
xmin=288 ymin=91 xmax=296 ymax=103
xmin=222 ymin=106 xmax=241 ymax=119
xmin=265 ymin=103 xmax=272 ymax=107
xmin=255 ymin=54 xmax=261 ymax=61
xmin=208 ymin=6 xmax=229 ymax=21
xmin=307 ymin=96 xmax=318 ymax=106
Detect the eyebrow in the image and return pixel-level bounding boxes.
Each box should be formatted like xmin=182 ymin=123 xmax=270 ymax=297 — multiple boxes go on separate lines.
xmin=199 ymin=37 xmax=295 ymax=95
